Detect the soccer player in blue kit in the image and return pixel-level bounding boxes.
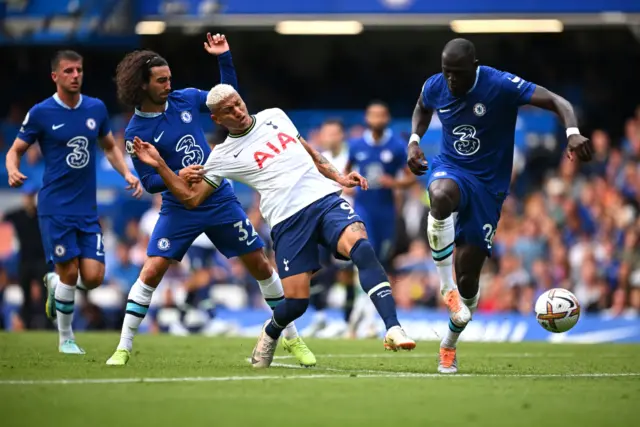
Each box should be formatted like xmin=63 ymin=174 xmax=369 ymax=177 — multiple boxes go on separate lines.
xmin=407 ymin=39 xmax=593 ymax=373
xmin=5 ymin=50 xmax=142 ymax=354
xmin=106 ymin=34 xmax=315 ymax=367
xmin=347 ymin=101 xmax=417 ymax=267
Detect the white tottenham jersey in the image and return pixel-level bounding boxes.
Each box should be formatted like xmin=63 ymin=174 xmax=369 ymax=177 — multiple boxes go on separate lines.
xmin=203 ymin=108 xmax=341 ymax=227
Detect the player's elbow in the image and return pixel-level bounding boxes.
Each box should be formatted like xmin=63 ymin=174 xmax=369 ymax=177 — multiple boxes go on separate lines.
xmin=183 ymin=192 xmax=204 ymax=209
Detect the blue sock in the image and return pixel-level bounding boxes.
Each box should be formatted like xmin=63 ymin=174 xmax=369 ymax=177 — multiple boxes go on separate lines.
xmin=265 ymin=298 xmax=309 ymax=340
xmin=350 ymin=239 xmax=400 ymax=330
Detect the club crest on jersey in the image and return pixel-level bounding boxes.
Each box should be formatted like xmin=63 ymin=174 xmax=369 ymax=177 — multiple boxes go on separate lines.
xmin=86 ymin=118 xmax=96 ymax=130
xmin=473 ymin=103 xmax=486 ymax=117
xmin=157 ymin=238 xmax=171 ymax=251
xmin=380 ymin=149 xmax=394 ymax=163
xmin=180 ymin=111 xmax=192 ymax=123
xmin=125 ymin=140 xmax=136 ymax=157
xmin=54 ymin=245 xmax=66 ymax=257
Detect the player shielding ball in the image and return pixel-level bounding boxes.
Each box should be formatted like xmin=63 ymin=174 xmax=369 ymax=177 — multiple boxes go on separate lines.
xmin=407 ymin=38 xmax=593 ymax=373
xmin=5 ymin=50 xmax=142 ymax=354
xmin=133 ymin=84 xmax=417 ymax=368
xmin=106 ymin=34 xmax=315 ymax=367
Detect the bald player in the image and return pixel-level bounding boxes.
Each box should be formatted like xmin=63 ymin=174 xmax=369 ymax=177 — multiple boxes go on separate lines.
xmin=407 ymin=38 xmax=593 ymax=373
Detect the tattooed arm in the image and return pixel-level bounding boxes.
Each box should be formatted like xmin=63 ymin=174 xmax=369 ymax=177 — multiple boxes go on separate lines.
xmin=299 ymin=136 xmax=369 ymax=190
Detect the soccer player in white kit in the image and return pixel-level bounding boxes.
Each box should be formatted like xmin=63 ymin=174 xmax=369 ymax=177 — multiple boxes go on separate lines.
xmin=132 ymin=84 xmax=416 ymax=368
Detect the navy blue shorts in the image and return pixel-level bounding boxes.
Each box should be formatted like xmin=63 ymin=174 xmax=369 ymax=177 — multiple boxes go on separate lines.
xmin=38 ymin=215 xmax=104 ymax=264
xmin=270 ymin=193 xmax=362 ymax=279
xmin=148 ymin=199 xmax=264 ymax=261
xmin=427 ymin=161 xmax=506 ymax=256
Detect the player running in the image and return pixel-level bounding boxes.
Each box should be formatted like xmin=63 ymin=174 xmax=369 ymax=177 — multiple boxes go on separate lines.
xmin=106 ymin=34 xmax=315 ymax=367
xmin=407 ymin=38 xmax=593 ymax=373
xmin=132 ymin=84 xmax=417 ymax=368
xmin=5 ymin=50 xmax=142 ymax=354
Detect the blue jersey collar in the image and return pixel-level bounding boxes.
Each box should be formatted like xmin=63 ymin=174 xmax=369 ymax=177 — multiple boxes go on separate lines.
xmin=53 ymin=93 xmax=83 ymax=109
xmin=363 ymin=128 xmax=392 ymax=146
xmin=135 ymin=102 xmax=169 ymax=118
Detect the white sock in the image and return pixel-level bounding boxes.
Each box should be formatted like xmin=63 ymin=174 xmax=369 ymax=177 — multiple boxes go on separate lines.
xmin=441 ymin=291 xmax=479 ymax=349
xmin=427 ymin=213 xmax=456 ymax=295
xmin=461 ymin=291 xmax=479 ymax=315
xmin=76 ymin=275 xmax=88 ymax=291
xmin=117 ymin=278 xmax=155 ymax=351
xmin=257 ymin=270 xmax=299 ymax=340
xmin=54 ymin=281 xmax=76 ymax=344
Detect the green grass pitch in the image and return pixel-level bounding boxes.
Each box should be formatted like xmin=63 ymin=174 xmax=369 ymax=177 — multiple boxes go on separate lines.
xmin=0 ymin=332 xmax=637 ymax=427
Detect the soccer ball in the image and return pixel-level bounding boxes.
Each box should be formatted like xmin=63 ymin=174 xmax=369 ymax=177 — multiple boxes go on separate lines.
xmin=534 ymin=288 xmax=581 ymax=333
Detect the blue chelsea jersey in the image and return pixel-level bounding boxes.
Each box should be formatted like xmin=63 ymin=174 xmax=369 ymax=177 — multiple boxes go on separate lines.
xmin=125 ymin=88 xmax=235 ymax=212
xmin=421 ymin=65 xmax=536 ymax=195
xmin=348 ymin=129 xmax=407 ymax=212
xmin=17 ymin=94 xmax=111 ymax=216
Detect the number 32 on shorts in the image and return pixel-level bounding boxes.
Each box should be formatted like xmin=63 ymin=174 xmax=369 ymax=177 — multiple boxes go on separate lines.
xmin=234 ymin=218 xmax=259 ymax=246
xmin=483 ymin=223 xmax=496 ymax=249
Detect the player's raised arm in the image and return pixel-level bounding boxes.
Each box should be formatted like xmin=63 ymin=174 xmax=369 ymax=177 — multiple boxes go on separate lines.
xmin=204 ymin=32 xmax=238 ymax=91
xmin=299 ymin=136 xmax=368 ymax=190
xmin=407 ymin=94 xmax=433 ymax=176
xmin=527 ymin=86 xmax=593 ymax=162
xmin=132 ymin=137 xmax=214 ymax=208
xmin=5 ymin=138 xmax=30 ymax=187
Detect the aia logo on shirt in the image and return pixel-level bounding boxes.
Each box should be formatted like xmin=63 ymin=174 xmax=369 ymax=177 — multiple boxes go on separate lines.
xmin=253 ymin=132 xmax=297 ymax=169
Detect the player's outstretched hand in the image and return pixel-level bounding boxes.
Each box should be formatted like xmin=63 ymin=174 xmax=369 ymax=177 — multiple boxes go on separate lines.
xmin=8 ymin=169 xmax=27 ymax=187
xmin=339 ymin=172 xmax=368 ymax=190
xmin=179 ymin=165 xmax=205 ymax=184
xmin=566 ymin=134 xmax=594 ymax=162
xmin=204 ymin=32 xmax=229 ymax=56
xmin=407 ymin=142 xmax=428 ymax=176
xmin=133 ymin=136 xmax=162 ymax=168
xmin=124 ymin=172 xmax=143 ymax=199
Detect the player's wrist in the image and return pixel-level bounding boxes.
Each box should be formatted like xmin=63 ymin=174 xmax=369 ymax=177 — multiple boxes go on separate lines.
xmin=566 ymin=127 xmax=580 ymax=138
xmin=409 ymin=133 xmax=421 ymax=146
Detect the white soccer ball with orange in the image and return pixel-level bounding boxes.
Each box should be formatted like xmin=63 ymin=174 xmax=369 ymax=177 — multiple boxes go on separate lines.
xmin=534 ymin=288 xmax=581 ymax=333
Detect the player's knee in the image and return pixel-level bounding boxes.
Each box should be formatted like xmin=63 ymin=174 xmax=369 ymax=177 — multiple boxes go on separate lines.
xmin=240 ymin=249 xmax=273 ymax=280
xmin=139 ymin=257 xmax=171 ymax=287
xmin=429 ymin=187 xmax=455 ymax=218
xmin=56 ymin=260 xmax=79 ymax=286
xmin=348 ymin=239 xmax=378 ymax=267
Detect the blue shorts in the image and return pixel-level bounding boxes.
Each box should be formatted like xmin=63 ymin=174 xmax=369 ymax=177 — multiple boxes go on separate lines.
xmin=428 ymin=162 xmax=506 ymax=256
xmin=148 ymin=199 xmax=264 ymax=261
xmin=38 ymin=215 xmax=104 ymax=264
xmin=355 ymin=206 xmax=395 ymax=264
xmin=271 ymin=193 xmax=362 ymax=279
xmin=187 ymin=246 xmax=217 ymax=270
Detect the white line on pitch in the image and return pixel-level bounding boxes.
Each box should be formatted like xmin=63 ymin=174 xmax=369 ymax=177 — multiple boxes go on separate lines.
xmin=2 ymin=372 xmax=639 ymax=386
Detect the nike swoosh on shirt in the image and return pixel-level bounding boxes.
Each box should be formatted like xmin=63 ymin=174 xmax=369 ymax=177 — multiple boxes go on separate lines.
xmin=52 ymin=124 xmax=65 ymax=130
xmin=439 ymin=109 xmax=451 ymax=113
xmin=154 ymin=131 xmax=164 ymax=143
xmin=246 ymin=237 xmax=258 ymax=246
xmin=233 ymin=149 xmax=244 ymax=158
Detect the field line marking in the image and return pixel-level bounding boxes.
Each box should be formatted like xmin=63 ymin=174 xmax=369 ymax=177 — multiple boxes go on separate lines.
xmin=2 ymin=372 xmax=640 ymax=386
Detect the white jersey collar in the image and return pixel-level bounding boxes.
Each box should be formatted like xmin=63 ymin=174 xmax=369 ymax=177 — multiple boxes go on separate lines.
xmin=363 ymin=128 xmax=392 ymax=147
xmin=135 ymin=102 xmax=169 ymax=118
xmin=53 ymin=93 xmax=83 ymax=109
